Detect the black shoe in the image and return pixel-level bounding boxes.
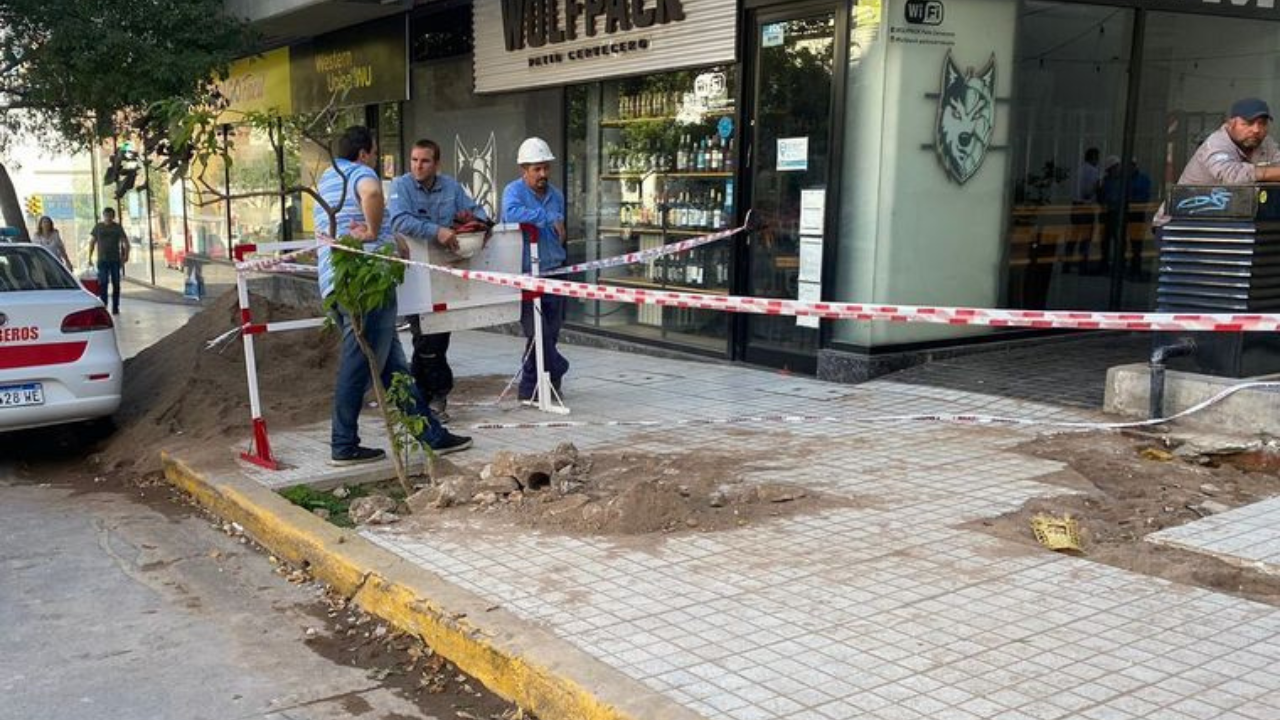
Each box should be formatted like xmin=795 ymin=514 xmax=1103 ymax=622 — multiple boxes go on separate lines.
xmin=430 ymin=432 xmax=472 ymax=456
xmin=328 ymin=446 xmax=386 ymax=466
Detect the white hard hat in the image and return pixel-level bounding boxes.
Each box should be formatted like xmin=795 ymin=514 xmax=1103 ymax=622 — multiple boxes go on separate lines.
xmin=517 ymin=137 xmax=555 ymax=164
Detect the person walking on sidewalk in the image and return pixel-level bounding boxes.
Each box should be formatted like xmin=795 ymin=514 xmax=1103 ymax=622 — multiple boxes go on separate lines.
xmin=389 ymin=138 xmax=490 ymax=424
xmin=33 ymin=216 xmax=72 ymax=269
xmin=87 ymin=207 xmax=129 ymax=314
xmin=502 ymin=137 xmax=569 ymax=402
xmin=314 ymin=126 xmax=472 ymax=466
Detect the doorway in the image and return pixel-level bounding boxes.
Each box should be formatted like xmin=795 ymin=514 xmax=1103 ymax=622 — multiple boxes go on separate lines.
xmin=737 ymin=1 xmax=846 ymax=373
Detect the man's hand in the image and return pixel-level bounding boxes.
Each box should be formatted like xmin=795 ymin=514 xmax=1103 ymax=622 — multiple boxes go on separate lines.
xmin=348 ymin=220 xmax=376 ymax=242
xmin=553 ymin=220 xmax=566 ymax=244
xmin=436 ymin=226 xmax=460 ymax=253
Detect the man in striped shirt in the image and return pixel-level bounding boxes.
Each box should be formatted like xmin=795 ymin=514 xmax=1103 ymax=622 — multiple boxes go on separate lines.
xmin=314 ymin=126 xmax=472 ymax=466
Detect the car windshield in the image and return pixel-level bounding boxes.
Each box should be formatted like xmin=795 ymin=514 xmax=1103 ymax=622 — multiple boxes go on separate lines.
xmin=0 ymin=245 xmax=79 ymax=292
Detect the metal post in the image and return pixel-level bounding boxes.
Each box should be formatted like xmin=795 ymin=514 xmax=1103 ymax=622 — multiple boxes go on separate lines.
xmin=522 ymin=224 xmax=569 ymax=415
xmin=236 ymin=270 xmax=279 ymax=469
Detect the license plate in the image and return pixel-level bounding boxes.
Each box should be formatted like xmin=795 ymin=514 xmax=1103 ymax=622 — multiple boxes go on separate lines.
xmin=0 ymin=383 xmax=44 ymax=407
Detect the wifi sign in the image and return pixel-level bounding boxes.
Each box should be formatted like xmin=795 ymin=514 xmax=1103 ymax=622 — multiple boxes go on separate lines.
xmin=904 ymin=0 xmax=944 ymax=26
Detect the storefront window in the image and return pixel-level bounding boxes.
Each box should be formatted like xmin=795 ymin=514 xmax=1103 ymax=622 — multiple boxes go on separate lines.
xmin=566 ymin=66 xmax=738 ymax=353
xmin=1130 ymin=11 xmax=1280 ymax=310
xmin=1004 ymin=2 xmax=1134 ymax=311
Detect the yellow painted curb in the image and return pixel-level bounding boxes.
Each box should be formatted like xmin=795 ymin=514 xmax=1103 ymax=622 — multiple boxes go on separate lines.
xmin=162 ymin=452 xmax=706 ymax=720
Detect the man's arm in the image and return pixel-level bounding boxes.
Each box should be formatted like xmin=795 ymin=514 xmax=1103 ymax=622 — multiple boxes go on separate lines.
xmin=388 ymin=176 xmax=440 ymax=240
xmin=353 ymin=175 xmax=385 ymax=242
xmin=1202 ymin=145 xmax=1272 ymax=184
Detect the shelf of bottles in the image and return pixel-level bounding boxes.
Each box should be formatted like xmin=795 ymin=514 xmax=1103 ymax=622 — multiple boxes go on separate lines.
xmin=595 ymin=93 xmax=737 ymax=316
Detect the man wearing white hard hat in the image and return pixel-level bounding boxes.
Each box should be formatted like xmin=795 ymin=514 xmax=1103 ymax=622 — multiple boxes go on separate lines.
xmin=502 ymin=137 xmax=570 ymax=401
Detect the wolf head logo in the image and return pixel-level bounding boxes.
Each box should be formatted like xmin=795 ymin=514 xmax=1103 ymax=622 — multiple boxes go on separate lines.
xmin=456 ymin=132 xmax=497 ymax=220
xmin=935 ymin=52 xmax=996 ymax=184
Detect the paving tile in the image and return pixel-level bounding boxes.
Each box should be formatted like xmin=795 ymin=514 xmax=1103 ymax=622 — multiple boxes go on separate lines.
xmin=212 ymin=329 xmax=1280 ymax=720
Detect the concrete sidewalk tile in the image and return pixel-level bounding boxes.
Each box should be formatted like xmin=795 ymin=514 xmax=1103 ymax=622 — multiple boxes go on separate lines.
xmin=177 ymin=329 xmax=1280 ymax=720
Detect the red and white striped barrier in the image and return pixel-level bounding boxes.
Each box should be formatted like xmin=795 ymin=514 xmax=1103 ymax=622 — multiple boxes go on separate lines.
xmin=540 ymin=210 xmax=754 ymax=277
xmin=327 ymin=242 xmax=1280 ymax=333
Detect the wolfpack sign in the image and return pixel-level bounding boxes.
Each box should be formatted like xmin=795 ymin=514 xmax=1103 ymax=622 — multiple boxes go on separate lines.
xmin=501 ymin=0 xmax=688 ymax=51
xmin=474 ymin=0 xmax=736 ymax=93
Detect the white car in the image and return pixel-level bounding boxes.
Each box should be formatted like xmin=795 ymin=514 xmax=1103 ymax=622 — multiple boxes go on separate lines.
xmin=0 ymin=243 xmax=122 ymax=431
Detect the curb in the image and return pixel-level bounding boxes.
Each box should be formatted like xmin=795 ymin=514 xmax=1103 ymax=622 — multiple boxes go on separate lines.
xmin=161 ymin=452 xmax=707 ymax=720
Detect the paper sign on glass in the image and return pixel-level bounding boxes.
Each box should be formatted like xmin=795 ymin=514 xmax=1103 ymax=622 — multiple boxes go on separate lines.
xmin=778 ymin=137 xmax=809 ymax=172
xmin=799 ymin=237 xmax=824 ymax=284
xmin=800 ymin=189 xmax=825 ymax=236
xmin=797 ymin=281 xmax=821 ymax=329
xmin=763 ymin=23 xmax=785 ymax=48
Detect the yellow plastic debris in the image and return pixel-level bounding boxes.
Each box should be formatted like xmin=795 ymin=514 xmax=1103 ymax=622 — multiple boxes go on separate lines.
xmin=1030 ymin=513 xmax=1083 ymax=553
xmin=1140 ymin=447 xmax=1175 ymax=462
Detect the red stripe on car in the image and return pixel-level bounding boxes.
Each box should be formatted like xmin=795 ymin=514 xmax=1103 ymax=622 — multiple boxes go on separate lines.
xmin=0 ymin=342 xmax=89 ymax=370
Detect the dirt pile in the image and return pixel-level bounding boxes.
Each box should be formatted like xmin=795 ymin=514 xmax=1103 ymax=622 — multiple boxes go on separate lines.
xmin=99 ymin=290 xmax=338 ymax=475
xmin=972 ymin=430 xmax=1280 ymax=605
xmin=387 ymin=442 xmax=841 ymax=535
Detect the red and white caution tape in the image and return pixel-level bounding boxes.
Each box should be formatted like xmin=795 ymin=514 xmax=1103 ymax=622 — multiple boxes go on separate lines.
xmin=323 ymin=237 xmax=1280 ymax=332
xmin=540 ymin=211 xmax=754 ymax=277
xmin=234 ymin=241 xmax=324 ymax=274
xmin=438 ymin=266 xmax=1280 ymax=333
xmin=464 ymin=381 xmax=1280 ymax=432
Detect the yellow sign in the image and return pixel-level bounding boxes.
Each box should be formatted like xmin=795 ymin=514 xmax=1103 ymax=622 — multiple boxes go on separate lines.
xmin=217 ymin=47 xmax=292 ymax=117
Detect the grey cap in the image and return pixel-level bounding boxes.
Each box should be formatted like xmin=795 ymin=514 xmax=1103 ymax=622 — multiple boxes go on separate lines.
xmin=1230 ymin=97 xmax=1272 ymax=121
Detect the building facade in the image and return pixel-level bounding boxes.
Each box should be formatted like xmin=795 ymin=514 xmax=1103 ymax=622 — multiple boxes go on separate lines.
xmin=164 ymin=0 xmax=1280 ymax=377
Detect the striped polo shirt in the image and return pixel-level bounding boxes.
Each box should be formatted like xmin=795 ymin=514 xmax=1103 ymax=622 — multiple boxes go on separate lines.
xmin=313 ymin=158 xmax=393 ymax=298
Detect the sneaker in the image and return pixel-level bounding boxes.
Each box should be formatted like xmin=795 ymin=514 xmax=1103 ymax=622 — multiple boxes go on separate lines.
xmin=430 ymin=432 xmax=472 ymax=456
xmin=328 ymin=446 xmax=386 ymax=466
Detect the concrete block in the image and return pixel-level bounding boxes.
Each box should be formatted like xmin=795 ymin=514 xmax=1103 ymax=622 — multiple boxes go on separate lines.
xmin=1104 ymin=363 xmax=1280 ymax=434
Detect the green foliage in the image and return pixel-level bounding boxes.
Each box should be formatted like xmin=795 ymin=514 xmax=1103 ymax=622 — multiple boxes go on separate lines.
xmin=386 ymin=371 xmax=433 ymax=470
xmin=0 ymin=0 xmax=252 ymax=152
xmin=322 ymin=236 xmax=406 ymax=319
xmin=279 ymin=482 xmax=408 ymax=528
xmin=279 ymin=484 xmax=372 ymax=528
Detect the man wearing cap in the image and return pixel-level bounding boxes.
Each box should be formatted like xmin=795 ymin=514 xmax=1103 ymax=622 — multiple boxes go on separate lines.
xmin=502 ymin=137 xmax=569 ymax=402
xmin=1156 ymin=98 xmax=1280 ymax=227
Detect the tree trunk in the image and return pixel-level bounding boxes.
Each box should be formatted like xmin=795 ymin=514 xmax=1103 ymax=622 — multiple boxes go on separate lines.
xmin=348 ymin=312 xmax=415 ymax=498
xmin=0 ymin=161 xmax=31 ymax=241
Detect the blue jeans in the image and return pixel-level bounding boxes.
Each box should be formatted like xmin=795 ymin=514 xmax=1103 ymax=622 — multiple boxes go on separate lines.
xmin=331 ymin=295 xmax=447 ymax=455
xmin=519 ymin=294 xmax=569 ymax=398
xmin=97 ymin=261 xmax=121 ymax=311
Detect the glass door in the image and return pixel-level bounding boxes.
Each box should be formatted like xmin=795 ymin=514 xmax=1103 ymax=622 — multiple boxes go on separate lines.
xmin=739 ymin=4 xmax=841 ymax=373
